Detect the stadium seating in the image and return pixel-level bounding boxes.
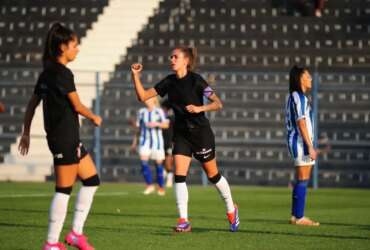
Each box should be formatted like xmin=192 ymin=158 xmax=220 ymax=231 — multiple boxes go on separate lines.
xmin=1 ymin=0 xmax=369 ymax=187
xmin=85 ymin=0 xmax=370 ymax=187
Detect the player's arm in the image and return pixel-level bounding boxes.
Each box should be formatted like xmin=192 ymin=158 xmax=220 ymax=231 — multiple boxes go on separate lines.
xmin=147 ymin=120 xmax=170 ymax=129
xmin=186 ymin=93 xmax=223 ymax=113
xmin=131 ymin=63 xmax=158 ymax=102
xmin=67 ymin=91 xmax=102 ymax=126
xmin=18 ymin=94 xmax=41 ymax=155
xmin=297 ymin=118 xmax=317 ymax=160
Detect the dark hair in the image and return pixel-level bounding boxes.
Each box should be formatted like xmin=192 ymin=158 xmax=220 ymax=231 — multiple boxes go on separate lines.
xmin=161 ymin=99 xmax=172 ymax=110
xmin=289 ymin=65 xmax=307 ymax=93
xmin=175 ymin=46 xmax=197 ymax=71
xmin=42 ymin=22 xmax=77 ymax=68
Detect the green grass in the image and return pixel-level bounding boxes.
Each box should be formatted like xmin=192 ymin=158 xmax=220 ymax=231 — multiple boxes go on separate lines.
xmin=0 ymin=182 xmax=369 ymax=250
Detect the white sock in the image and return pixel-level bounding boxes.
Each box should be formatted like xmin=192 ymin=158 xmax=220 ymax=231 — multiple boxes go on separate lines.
xmin=72 ymin=186 xmax=98 ymax=234
xmin=166 ymin=172 xmax=173 ymax=187
xmin=175 ymin=182 xmax=188 ymax=220
xmin=47 ymin=192 xmax=70 ymax=243
xmin=214 ymin=176 xmax=235 ymax=213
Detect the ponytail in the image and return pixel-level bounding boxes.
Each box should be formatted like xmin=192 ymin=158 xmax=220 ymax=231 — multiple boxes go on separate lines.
xmin=42 ymin=22 xmax=77 ymax=68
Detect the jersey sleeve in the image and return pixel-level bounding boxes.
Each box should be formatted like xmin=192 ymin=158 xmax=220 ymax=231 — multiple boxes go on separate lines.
xmin=154 ymin=76 xmax=171 ymax=97
xmin=57 ymin=68 xmax=76 ymax=95
xmin=197 ymin=74 xmax=214 ymax=98
xmin=136 ymin=109 xmax=142 ymax=127
xmin=158 ymin=108 xmax=169 ymax=123
xmin=292 ymin=91 xmax=307 ymax=121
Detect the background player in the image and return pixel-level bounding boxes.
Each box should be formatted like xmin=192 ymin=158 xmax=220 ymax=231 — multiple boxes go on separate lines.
xmin=285 ymin=65 xmax=319 ymax=226
xmin=131 ymin=97 xmax=169 ymax=195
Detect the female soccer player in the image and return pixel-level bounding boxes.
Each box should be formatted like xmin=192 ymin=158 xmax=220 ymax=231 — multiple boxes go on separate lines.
xmin=285 ymin=65 xmax=319 ymax=226
xmin=18 ymin=23 xmax=102 ymax=250
xmin=131 ymin=97 xmax=169 ymax=195
xmin=131 ymin=46 xmax=239 ymax=232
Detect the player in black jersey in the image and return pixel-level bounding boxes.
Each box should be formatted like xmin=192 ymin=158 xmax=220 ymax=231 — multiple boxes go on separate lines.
xmin=131 ymin=46 xmax=239 ymax=232
xmin=18 ymin=23 xmax=101 ymax=250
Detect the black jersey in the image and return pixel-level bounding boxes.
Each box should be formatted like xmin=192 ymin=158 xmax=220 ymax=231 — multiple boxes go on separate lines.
xmin=154 ymin=72 xmax=213 ymax=130
xmin=34 ymin=61 xmax=80 ymax=143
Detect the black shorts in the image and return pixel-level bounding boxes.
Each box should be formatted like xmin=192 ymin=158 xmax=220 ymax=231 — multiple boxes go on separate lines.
xmin=47 ymin=139 xmax=88 ymax=165
xmin=173 ymin=126 xmax=215 ymax=163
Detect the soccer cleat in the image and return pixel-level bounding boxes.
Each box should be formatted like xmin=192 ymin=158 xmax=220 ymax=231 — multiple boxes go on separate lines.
xmin=65 ymin=230 xmax=95 ymax=250
xmin=42 ymin=242 xmax=67 ymax=250
xmin=227 ymin=204 xmax=240 ymax=232
xmin=157 ymin=188 xmax=166 ymax=196
xmin=174 ymin=218 xmax=192 ymax=232
xmin=290 ymin=216 xmax=320 ymax=226
xmin=143 ymin=185 xmax=155 ymax=195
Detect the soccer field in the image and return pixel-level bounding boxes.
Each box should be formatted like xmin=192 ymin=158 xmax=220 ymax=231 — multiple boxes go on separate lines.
xmin=0 ymin=182 xmax=369 ymax=250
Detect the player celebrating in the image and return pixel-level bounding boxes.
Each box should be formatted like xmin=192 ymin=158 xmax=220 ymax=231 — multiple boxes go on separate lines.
xmin=19 ymin=23 xmax=102 ymax=250
xmin=285 ymin=65 xmax=320 ymax=226
xmin=130 ymin=46 xmax=239 ymax=232
xmin=131 ymin=97 xmax=169 ymax=195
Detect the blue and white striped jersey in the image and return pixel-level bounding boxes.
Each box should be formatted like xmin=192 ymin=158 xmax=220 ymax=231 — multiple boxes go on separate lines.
xmin=136 ymin=107 xmax=168 ymax=150
xmin=285 ymin=91 xmax=314 ymax=158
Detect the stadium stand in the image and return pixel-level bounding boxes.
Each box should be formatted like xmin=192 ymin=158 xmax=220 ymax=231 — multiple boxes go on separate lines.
xmin=1 ymin=0 xmax=369 ymax=186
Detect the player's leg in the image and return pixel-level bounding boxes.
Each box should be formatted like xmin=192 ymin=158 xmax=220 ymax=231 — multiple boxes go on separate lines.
xmin=139 ymin=146 xmax=155 ymax=194
xmin=173 ymin=154 xmax=192 ymax=232
xmin=164 ymin=148 xmax=174 ymax=188
xmin=291 ymin=164 xmax=319 ymax=226
xmin=65 ymin=146 xmax=99 ymax=250
xmin=202 ymin=159 xmax=239 ymax=232
xmin=44 ymin=163 xmax=78 ymax=250
xmin=155 ymin=158 xmax=165 ymax=195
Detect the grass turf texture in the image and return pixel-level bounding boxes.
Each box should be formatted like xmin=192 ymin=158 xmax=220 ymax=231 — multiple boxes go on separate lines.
xmin=0 ymin=182 xmax=369 ymax=250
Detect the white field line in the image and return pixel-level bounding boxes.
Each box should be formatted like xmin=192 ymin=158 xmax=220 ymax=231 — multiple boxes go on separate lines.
xmin=0 ymin=191 xmax=128 ymax=199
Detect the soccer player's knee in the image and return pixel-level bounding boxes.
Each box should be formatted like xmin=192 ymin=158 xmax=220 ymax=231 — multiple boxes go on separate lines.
xmin=82 ymin=174 xmax=100 ymax=187
xmin=208 ymin=173 xmax=221 ymax=184
xmin=55 ymin=186 xmax=73 ymax=195
xmin=174 ymin=175 xmax=186 ymax=183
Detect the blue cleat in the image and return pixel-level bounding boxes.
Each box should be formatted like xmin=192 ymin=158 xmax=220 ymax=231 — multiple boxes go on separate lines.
xmin=227 ymin=205 xmax=240 ymax=232
xmin=174 ymin=218 xmax=192 ymax=232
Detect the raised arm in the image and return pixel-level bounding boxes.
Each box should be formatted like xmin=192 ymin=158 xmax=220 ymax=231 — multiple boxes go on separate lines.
xmin=131 ymin=63 xmax=158 ymax=102
xmin=18 ymin=94 xmax=41 ymax=155
xmin=67 ymin=91 xmax=102 ymax=126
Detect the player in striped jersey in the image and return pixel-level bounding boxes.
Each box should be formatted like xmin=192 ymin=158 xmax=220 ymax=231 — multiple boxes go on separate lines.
xmin=131 ymin=97 xmax=169 ymax=195
xmin=285 ymin=65 xmax=319 ymax=226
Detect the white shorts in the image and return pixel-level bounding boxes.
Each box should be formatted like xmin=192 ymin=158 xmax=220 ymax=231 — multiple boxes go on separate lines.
xmin=139 ymin=147 xmax=165 ymax=161
xmin=293 ymin=154 xmax=315 ymax=166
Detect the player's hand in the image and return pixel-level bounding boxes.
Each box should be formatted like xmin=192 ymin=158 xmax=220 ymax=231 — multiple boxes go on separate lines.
xmin=18 ymin=134 xmax=30 ymax=155
xmin=308 ymin=146 xmax=317 ymax=160
xmin=146 ymin=122 xmax=159 ymax=128
xmin=186 ymin=105 xmax=203 ymax=114
xmin=131 ymin=63 xmax=143 ymax=75
xmin=130 ymin=143 xmax=137 ymax=153
xmin=92 ymin=115 xmax=102 ymax=127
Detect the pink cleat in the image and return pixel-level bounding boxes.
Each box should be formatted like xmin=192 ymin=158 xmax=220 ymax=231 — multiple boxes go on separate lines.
xmin=42 ymin=242 xmax=67 ymax=250
xmin=65 ymin=230 xmax=95 ymax=250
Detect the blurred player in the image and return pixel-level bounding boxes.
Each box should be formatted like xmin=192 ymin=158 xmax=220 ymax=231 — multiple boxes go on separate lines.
xmin=0 ymin=101 xmax=5 ymax=112
xmin=160 ymin=99 xmax=175 ymax=188
xmin=285 ymin=65 xmax=319 ymax=226
xmin=130 ymin=46 xmax=239 ymax=232
xmin=18 ymin=22 xmax=102 ymax=250
xmin=131 ymin=97 xmax=169 ymax=195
